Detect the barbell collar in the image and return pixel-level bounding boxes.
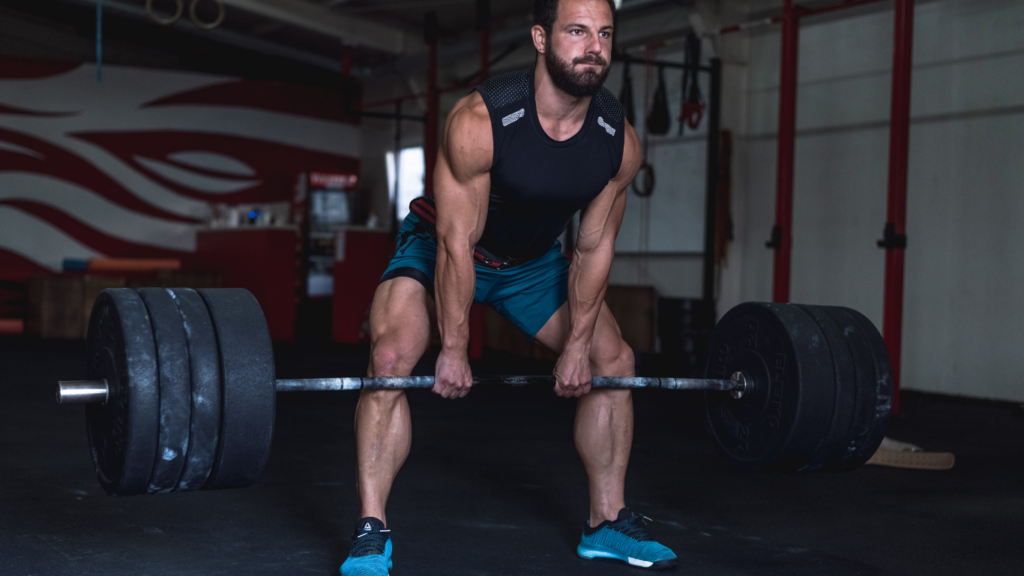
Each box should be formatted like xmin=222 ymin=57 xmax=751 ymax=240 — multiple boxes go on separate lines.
xmin=57 ymin=380 xmax=110 ymax=404
xmin=57 ymin=374 xmax=750 ymax=404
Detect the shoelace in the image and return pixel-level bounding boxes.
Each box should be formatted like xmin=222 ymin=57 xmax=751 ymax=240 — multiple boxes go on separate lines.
xmin=612 ymin=513 xmax=654 ymax=542
xmin=350 ymin=530 xmax=389 ymax=557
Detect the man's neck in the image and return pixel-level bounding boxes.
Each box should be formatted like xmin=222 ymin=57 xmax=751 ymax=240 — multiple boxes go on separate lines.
xmin=534 ymin=64 xmax=592 ymax=141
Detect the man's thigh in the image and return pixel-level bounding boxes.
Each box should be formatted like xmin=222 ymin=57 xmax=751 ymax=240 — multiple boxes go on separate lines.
xmin=533 ymin=300 xmax=628 ymax=364
xmin=367 ymin=277 xmax=434 ymax=374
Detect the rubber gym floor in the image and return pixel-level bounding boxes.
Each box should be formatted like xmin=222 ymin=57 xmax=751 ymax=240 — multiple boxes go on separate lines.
xmin=1 ymin=337 xmax=1022 ymax=576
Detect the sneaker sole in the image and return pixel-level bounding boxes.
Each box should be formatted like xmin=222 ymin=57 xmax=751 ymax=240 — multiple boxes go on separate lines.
xmin=578 ymin=546 xmax=677 ymax=570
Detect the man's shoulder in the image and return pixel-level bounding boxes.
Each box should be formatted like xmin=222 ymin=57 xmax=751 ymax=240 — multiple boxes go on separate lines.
xmin=449 ymin=92 xmax=491 ymax=136
xmin=444 ymin=93 xmax=492 ymax=171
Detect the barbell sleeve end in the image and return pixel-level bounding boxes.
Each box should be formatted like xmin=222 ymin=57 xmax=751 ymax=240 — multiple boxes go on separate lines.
xmin=57 ymin=380 xmax=109 ymax=405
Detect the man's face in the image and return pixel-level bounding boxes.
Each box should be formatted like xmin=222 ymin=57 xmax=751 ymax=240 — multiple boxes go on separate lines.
xmin=542 ymin=0 xmax=614 ymax=98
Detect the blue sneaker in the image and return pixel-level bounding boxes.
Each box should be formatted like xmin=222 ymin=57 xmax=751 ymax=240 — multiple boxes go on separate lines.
xmin=577 ymin=508 xmax=677 ymax=570
xmin=340 ymin=517 xmax=392 ymax=576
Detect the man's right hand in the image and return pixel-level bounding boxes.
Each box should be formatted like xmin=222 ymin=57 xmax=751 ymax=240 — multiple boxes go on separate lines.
xmin=433 ymin=349 xmax=473 ymax=399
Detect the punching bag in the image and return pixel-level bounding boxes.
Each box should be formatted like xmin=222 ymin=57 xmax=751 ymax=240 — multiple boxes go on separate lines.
xmin=619 ymin=64 xmax=636 ymax=127
xmin=647 ymin=65 xmax=671 ymax=135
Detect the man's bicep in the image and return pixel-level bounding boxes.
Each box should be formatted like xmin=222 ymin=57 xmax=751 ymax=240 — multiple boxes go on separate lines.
xmin=574 ymin=121 xmax=639 ymax=252
xmin=576 ymin=124 xmax=639 ymax=253
xmin=577 ymin=181 xmax=627 ymax=254
xmin=434 ymin=105 xmax=491 ymax=247
xmin=612 ymin=122 xmax=643 ymax=185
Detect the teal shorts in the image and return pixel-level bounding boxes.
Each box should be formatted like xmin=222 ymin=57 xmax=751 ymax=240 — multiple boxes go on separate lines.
xmin=380 ymin=213 xmax=569 ymax=339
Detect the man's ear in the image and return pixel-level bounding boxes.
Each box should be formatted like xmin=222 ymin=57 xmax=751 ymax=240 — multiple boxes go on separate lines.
xmin=531 ymin=25 xmax=547 ymax=54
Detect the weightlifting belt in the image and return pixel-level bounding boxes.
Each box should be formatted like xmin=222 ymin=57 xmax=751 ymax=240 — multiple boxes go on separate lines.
xmin=408 ymin=197 xmax=525 ymax=270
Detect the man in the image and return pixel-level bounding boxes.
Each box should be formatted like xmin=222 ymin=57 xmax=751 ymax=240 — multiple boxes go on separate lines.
xmin=340 ymin=0 xmax=677 ymax=573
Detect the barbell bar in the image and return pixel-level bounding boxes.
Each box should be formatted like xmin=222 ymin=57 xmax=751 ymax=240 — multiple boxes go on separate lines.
xmin=58 ymin=373 xmax=750 ymax=404
xmin=61 ymin=287 xmax=892 ymax=497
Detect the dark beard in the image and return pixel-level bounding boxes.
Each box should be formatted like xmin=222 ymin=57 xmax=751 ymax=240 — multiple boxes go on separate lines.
xmin=544 ymin=42 xmax=610 ymax=98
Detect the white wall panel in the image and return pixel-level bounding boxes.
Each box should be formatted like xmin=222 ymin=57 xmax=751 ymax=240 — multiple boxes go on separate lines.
xmin=730 ymin=0 xmax=1024 ymax=401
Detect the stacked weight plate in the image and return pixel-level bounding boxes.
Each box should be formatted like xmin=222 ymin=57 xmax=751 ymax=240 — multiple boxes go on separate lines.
xmin=85 ymin=288 xmax=276 ymax=496
xmin=810 ymin=306 xmax=893 ymax=471
xmin=702 ymin=302 xmax=892 ymax=472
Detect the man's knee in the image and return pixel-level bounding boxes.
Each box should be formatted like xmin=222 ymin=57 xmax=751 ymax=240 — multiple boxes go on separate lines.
xmin=591 ymin=338 xmax=635 ymax=377
xmin=369 ymin=341 xmax=421 ymax=377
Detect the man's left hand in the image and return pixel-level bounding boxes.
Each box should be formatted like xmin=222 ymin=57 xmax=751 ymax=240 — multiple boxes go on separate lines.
xmin=553 ymin=346 xmax=592 ymax=398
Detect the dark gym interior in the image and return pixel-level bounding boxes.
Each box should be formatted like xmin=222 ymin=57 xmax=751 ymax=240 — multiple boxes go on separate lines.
xmin=3 ymin=0 xmax=1024 ymax=575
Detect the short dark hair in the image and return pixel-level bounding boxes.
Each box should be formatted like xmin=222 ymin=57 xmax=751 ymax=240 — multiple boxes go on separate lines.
xmin=533 ymin=0 xmax=616 ymax=34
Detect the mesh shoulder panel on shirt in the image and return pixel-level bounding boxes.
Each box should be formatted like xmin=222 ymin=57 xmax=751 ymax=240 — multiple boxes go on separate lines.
xmin=479 ymin=68 xmax=531 ymax=110
xmin=594 ymin=87 xmax=624 ymax=125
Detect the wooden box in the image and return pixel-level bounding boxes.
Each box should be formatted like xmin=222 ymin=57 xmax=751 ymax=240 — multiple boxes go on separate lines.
xmin=28 ymin=275 xmax=85 ymax=339
xmin=603 ymin=285 xmax=656 ymax=353
xmin=129 ymin=269 xmax=222 ymax=289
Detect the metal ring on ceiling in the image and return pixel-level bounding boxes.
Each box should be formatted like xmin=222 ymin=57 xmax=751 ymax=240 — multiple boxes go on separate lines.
xmin=190 ymin=0 xmax=227 ymax=30
xmin=145 ymin=0 xmax=184 ymax=26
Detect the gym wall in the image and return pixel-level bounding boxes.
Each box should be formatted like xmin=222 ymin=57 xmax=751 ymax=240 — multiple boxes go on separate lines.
xmin=600 ymin=54 xmax=710 ymax=299
xmin=720 ymin=0 xmax=1024 ymax=402
xmin=0 ymin=56 xmax=360 ymax=283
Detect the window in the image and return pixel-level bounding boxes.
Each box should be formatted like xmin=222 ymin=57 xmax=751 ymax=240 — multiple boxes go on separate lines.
xmin=385 ymin=147 xmax=425 ymax=222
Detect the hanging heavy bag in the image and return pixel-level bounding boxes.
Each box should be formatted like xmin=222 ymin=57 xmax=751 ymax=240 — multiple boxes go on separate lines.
xmin=619 ymin=64 xmax=636 ymax=127
xmin=647 ymin=65 xmax=671 ymax=135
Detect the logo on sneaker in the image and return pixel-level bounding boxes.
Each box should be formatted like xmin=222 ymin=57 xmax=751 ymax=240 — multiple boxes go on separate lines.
xmin=363 ymin=522 xmax=372 ymax=532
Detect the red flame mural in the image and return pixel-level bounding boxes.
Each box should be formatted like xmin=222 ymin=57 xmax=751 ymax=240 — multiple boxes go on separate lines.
xmin=0 ymin=55 xmax=359 ymax=283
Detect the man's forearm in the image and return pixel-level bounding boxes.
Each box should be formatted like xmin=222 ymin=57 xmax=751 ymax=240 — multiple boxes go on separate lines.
xmin=435 ymin=238 xmax=476 ymax=355
xmin=564 ymin=244 xmax=615 ymax=352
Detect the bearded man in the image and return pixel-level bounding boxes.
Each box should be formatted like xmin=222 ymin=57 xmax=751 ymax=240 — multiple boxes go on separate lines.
xmin=340 ymin=0 xmax=677 ymax=573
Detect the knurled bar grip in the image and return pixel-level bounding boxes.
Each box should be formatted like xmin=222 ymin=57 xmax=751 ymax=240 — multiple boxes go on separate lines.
xmin=275 ymin=376 xmax=743 ymax=392
xmin=58 ymin=376 xmax=746 ymax=404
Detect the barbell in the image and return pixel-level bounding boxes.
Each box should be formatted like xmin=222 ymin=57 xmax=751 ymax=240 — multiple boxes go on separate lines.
xmin=57 ymin=288 xmax=892 ymax=496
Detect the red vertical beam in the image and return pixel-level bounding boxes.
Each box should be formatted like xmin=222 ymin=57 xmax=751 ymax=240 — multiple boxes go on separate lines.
xmin=424 ymin=12 xmax=439 ymax=198
xmin=882 ymin=0 xmax=915 ymax=416
xmin=424 ymin=43 xmax=438 ymax=197
xmin=771 ymin=0 xmax=799 ymax=303
xmin=479 ymin=30 xmax=491 ymax=81
xmin=339 ymin=46 xmax=353 ymax=77
xmin=469 ymin=1 xmax=490 ymax=361
xmin=477 ymin=0 xmax=491 ymax=81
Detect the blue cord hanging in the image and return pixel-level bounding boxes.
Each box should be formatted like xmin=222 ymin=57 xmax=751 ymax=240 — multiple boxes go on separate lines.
xmin=96 ymin=0 xmax=103 ymax=82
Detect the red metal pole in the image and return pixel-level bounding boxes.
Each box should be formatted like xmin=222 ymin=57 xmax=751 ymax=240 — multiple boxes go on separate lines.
xmin=469 ymin=3 xmax=490 ymax=361
xmin=476 ymin=0 xmax=490 ymax=81
xmin=882 ymin=0 xmax=915 ymax=416
xmin=479 ymin=29 xmax=490 ymax=81
xmin=340 ymin=46 xmax=353 ymax=77
xmin=425 ymin=42 xmax=438 ymax=198
xmin=771 ymin=0 xmax=799 ymax=303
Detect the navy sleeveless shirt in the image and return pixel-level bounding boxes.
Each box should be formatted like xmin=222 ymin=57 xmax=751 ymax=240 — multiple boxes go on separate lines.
xmin=473 ymin=68 xmax=626 ymax=262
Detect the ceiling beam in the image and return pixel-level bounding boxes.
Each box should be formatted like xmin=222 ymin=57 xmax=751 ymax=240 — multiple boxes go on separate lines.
xmin=54 ymin=0 xmax=341 ymax=71
xmin=215 ymin=0 xmax=406 ymax=54
xmin=364 ymin=0 xmax=689 ymax=79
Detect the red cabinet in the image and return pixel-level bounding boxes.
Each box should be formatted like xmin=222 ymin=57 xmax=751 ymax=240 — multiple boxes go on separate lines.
xmin=332 ymin=227 xmax=392 ymax=344
xmin=196 ymin=228 xmax=298 ymax=341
